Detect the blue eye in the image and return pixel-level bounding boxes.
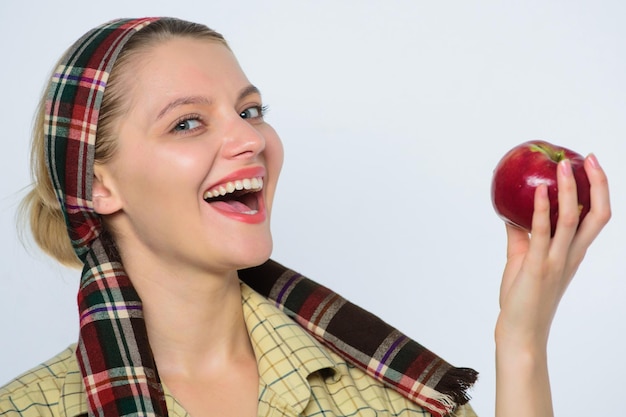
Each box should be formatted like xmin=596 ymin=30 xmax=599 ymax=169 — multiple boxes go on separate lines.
xmin=240 ymin=105 xmax=268 ymax=120
xmin=173 ymin=117 xmax=202 ymax=132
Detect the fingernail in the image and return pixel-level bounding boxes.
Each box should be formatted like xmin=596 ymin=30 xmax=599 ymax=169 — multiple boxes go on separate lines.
xmin=559 ymin=159 xmax=572 ymax=176
xmin=587 ymin=153 xmax=600 ymax=169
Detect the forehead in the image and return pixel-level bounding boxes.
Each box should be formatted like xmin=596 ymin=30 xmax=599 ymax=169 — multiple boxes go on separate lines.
xmin=123 ymin=37 xmax=250 ymax=111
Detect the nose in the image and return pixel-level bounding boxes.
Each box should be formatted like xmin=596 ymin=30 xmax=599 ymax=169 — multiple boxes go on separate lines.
xmin=220 ymin=113 xmax=266 ymax=160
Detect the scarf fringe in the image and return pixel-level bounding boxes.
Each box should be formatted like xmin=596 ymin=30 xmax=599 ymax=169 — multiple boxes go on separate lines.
xmin=434 ymin=367 xmax=479 ymax=406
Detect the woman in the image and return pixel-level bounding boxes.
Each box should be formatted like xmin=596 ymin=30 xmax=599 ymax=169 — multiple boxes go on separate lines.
xmin=0 ymin=17 xmax=611 ymax=417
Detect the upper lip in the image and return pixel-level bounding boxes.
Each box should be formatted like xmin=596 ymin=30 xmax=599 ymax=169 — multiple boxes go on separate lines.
xmin=203 ymin=166 xmax=266 ymax=200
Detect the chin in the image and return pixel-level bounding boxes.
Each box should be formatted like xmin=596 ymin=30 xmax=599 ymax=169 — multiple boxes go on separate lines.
xmin=234 ymin=237 xmax=273 ymax=270
xmin=241 ymin=255 xmax=271 ymax=270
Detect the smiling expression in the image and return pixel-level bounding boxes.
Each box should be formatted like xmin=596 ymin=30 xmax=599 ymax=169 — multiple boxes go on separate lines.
xmin=93 ymin=38 xmax=284 ymax=276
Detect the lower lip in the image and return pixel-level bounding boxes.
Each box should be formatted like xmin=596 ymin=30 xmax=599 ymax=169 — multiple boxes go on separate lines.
xmin=206 ymin=192 xmax=267 ymax=224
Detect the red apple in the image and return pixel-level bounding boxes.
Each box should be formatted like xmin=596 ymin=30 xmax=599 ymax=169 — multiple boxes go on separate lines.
xmin=491 ymin=140 xmax=591 ymax=236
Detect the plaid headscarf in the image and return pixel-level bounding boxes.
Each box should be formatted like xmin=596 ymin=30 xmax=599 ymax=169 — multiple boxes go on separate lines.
xmin=43 ymin=17 xmax=477 ymax=417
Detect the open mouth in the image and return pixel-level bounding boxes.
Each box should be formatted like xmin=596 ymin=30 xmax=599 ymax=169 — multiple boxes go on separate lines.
xmin=203 ymin=177 xmax=263 ymax=215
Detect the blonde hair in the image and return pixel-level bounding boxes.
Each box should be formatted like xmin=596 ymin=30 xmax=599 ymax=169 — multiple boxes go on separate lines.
xmin=21 ymin=18 xmax=227 ymax=269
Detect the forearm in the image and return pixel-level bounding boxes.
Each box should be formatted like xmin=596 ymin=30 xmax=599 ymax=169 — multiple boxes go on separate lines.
xmin=495 ymin=340 xmax=553 ymax=417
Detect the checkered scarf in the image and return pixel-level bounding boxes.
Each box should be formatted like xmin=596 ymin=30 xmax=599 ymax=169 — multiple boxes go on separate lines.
xmin=44 ymin=17 xmax=477 ymax=417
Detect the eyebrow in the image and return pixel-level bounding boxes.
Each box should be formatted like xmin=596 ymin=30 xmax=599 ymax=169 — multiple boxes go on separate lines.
xmin=238 ymin=84 xmax=262 ymax=101
xmin=155 ymin=85 xmax=262 ymax=121
xmin=156 ymin=96 xmax=212 ymax=121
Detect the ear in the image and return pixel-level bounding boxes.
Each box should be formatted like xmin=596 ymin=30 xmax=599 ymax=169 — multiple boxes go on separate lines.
xmin=92 ymin=164 xmax=123 ymax=215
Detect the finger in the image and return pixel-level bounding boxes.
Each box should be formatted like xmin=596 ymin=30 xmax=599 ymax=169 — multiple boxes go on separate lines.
xmin=525 ymin=184 xmax=551 ymax=267
xmin=551 ymin=159 xmax=579 ymax=248
xmin=570 ymin=153 xmax=611 ymax=253
xmin=505 ymin=222 xmax=530 ymax=259
xmin=501 ymin=223 xmax=529 ymax=306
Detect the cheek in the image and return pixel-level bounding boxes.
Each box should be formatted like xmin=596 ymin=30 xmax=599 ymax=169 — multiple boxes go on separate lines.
xmin=262 ymin=127 xmax=284 ymax=214
xmin=113 ymin=143 xmax=205 ymax=207
xmin=264 ymin=126 xmax=284 ymax=177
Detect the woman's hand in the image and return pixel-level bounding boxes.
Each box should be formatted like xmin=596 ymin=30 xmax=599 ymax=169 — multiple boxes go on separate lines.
xmin=494 ymin=153 xmax=611 ymax=417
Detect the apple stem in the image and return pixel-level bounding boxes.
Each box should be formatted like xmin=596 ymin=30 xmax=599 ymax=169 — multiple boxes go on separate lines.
xmin=530 ymin=143 xmax=566 ymax=162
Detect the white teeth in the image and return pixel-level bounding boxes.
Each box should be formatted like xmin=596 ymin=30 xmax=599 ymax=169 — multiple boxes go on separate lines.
xmin=203 ymin=176 xmax=264 ymax=200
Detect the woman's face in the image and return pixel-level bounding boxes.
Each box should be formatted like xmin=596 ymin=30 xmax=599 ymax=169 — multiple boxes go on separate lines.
xmin=95 ymin=37 xmax=284 ymax=276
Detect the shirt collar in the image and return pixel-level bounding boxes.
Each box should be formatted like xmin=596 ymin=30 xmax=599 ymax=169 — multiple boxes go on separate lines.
xmin=241 ymin=283 xmax=338 ymax=413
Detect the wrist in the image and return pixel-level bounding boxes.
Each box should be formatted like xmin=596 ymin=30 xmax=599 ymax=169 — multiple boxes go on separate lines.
xmin=496 ymin=340 xmax=548 ymax=369
xmin=494 ymin=315 xmax=550 ymax=355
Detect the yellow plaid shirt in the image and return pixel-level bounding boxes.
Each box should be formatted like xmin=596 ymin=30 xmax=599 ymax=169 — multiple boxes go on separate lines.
xmin=0 ymin=284 xmax=477 ymax=417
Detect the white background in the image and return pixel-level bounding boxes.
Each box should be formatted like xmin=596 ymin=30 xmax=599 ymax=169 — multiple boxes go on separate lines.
xmin=1 ymin=1 xmax=624 ymax=416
